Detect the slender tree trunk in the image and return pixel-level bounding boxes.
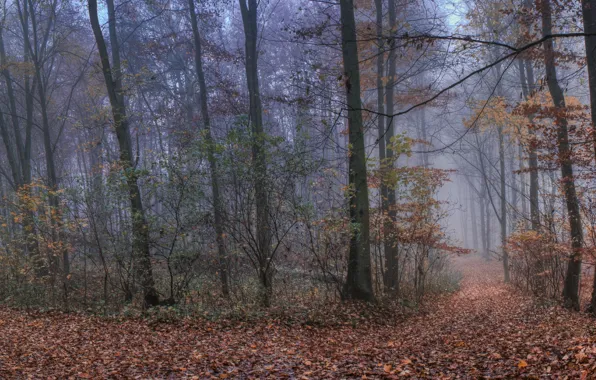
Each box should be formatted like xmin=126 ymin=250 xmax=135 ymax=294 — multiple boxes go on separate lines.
xmin=541 ymin=0 xmax=583 ymax=310
xmin=0 ymin=30 xmax=23 ymax=187
xmin=374 ymin=0 xmax=391 ymax=292
xmin=419 ymin=108 xmax=429 ymax=168
xmin=518 ymin=143 xmax=528 ymax=228
xmin=470 ymin=186 xmax=479 ymax=251
xmin=510 ymin=153 xmax=519 ymax=228
xmin=339 ymin=0 xmax=374 ymax=302
xmin=580 ymin=0 xmax=596 ymax=312
xmin=383 ymin=0 xmax=399 ymax=294
xmin=11 ymin=0 xmax=40 ymax=269
xmin=239 ymin=0 xmax=273 ymax=306
xmin=486 ymin=195 xmax=491 ymax=258
xmin=188 ymin=0 xmax=229 ymax=298
xmin=518 ymin=0 xmax=541 ymax=231
xmin=0 ymin=114 xmax=21 ymax=190
xmin=499 ymin=126 xmax=509 ymax=282
xmin=519 ymin=57 xmax=546 ymax=291
xmin=462 ymin=185 xmax=469 ymax=247
xmin=518 ymin=58 xmax=541 ymax=230
xmin=20 ymin=0 xmax=67 ymax=281
xmin=581 ymin=0 xmax=596 ymax=161
xmin=88 ymin=0 xmax=159 ymax=308
xmin=479 ymin=185 xmax=487 ymax=256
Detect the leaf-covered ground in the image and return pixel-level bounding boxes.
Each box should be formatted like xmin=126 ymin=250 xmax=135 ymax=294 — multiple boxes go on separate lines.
xmin=1 ymin=257 xmax=596 ymax=379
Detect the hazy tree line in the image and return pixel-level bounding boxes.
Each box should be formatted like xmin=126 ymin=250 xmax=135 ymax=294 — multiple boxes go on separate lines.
xmin=455 ymin=0 xmax=596 ymax=312
xmin=0 ymin=0 xmax=595 ymax=314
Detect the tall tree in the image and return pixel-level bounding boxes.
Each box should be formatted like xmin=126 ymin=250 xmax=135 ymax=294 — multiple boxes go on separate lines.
xmin=518 ymin=0 xmax=541 ymax=231
xmin=188 ymin=0 xmax=229 ymax=298
xmin=21 ymin=0 xmax=68 ymax=279
xmin=238 ymin=0 xmax=273 ymax=306
xmin=498 ymin=124 xmax=509 ymax=282
xmin=88 ymin=0 xmax=159 ymax=308
xmin=580 ymin=0 xmax=596 ymax=312
xmin=541 ymin=0 xmax=583 ymax=310
xmin=383 ymin=0 xmax=399 ymax=293
xmin=374 ymin=0 xmax=391 ymax=293
xmin=340 ymin=0 xmax=374 ymax=302
xmin=518 ymin=58 xmax=541 ymax=230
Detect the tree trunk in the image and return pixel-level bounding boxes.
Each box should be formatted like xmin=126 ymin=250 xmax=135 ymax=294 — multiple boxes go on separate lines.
xmin=580 ymin=0 xmax=596 ymax=312
xmin=518 ymin=58 xmax=541 ymax=230
xmin=383 ymin=0 xmax=399 ymax=294
xmin=19 ymin=0 xmax=67 ymax=280
xmin=88 ymin=0 xmax=159 ymax=308
xmin=339 ymin=0 xmax=374 ymax=302
xmin=238 ymin=0 xmax=273 ymax=306
xmin=470 ymin=185 xmax=479 ymax=251
xmin=486 ymin=192 xmax=491 ymax=259
xmin=188 ymin=0 xmax=229 ymax=298
xmin=498 ymin=126 xmax=509 ymax=282
xmin=479 ymin=187 xmax=486 ymax=255
xmin=0 ymin=30 xmax=23 ymax=188
xmin=11 ymin=0 xmax=41 ymax=269
xmin=374 ymin=0 xmax=391 ymax=293
xmin=541 ymin=0 xmax=583 ymax=310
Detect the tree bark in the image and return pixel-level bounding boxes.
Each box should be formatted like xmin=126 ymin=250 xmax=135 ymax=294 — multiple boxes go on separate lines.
xmin=479 ymin=185 xmax=487 ymax=256
xmin=498 ymin=126 xmax=509 ymax=282
xmin=19 ymin=0 xmax=67 ymax=280
xmin=238 ymin=0 xmax=273 ymax=306
xmin=470 ymin=184 xmax=479 ymax=251
xmin=188 ymin=0 xmax=229 ymax=298
xmin=0 ymin=29 xmax=23 ymax=188
xmin=339 ymin=0 xmax=374 ymax=302
xmin=88 ymin=0 xmax=159 ymax=308
xmin=383 ymin=0 xmax=399 ymax=294
xmin=374 ymin=0 xmax=392 ymax=293
xmin=541 ymin=0 xmax=583 ymax=310
xmin=518 ymin=59 xmax=541 ymax=230
xmin=579 ymin=0 xmax=596 ymax=312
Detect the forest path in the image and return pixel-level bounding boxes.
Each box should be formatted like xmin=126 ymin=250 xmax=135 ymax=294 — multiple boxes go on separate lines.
xmin=0 ymin=256 xmax=595 ymax=378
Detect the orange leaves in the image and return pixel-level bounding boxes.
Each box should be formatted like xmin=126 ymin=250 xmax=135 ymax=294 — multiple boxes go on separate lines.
xmin=465 ymin=96 xmax=526 ymax=138
xmin=1 ymin=258 xmax=596 ymax=378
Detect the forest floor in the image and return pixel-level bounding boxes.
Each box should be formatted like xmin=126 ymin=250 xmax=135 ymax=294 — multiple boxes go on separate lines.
xmin=1 ymin=257 xmax=596 ymax=379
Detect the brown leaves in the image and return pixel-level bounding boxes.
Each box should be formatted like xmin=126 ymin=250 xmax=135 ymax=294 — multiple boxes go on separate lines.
xmin=0 ymin=257 xmax=595 ymax=378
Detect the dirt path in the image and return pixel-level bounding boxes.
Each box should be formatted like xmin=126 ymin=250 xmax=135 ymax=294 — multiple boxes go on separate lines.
xmin=0 ymin=257 xmax=595 ymax=378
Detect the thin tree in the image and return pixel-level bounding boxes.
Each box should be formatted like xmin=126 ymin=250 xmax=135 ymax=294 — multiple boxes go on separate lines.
xmin=238 ymin=0 xmax=273 ymax=306
xmin=188 ymin=0 xmax=229 ymax=298
xmin=540 ymin=0 xmax=583 ymax=310
xmin=383 ymin=0 xmax=399 ymax=293
xmin=579 ymin=0 xmax=596 ymax=313
xmin=374 ymin=0 xmax=391 ymax=292
xmin=88 ymin=0 xmax=159 ymax=308
xmin=340 ymin=0 xmax=374 ymax=302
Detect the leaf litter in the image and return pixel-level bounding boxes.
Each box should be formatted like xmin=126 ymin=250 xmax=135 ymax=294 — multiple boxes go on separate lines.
xmin=0 ymin=256 xmax=595 ymax=378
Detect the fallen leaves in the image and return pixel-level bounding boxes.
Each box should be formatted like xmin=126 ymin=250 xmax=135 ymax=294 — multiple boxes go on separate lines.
xmin=0 ymin=256 xmax=595 ymax=378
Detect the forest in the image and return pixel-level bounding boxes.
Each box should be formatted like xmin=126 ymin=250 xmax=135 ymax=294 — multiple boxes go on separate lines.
xmin=1 ymin=0 xmax=596 ymax=377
